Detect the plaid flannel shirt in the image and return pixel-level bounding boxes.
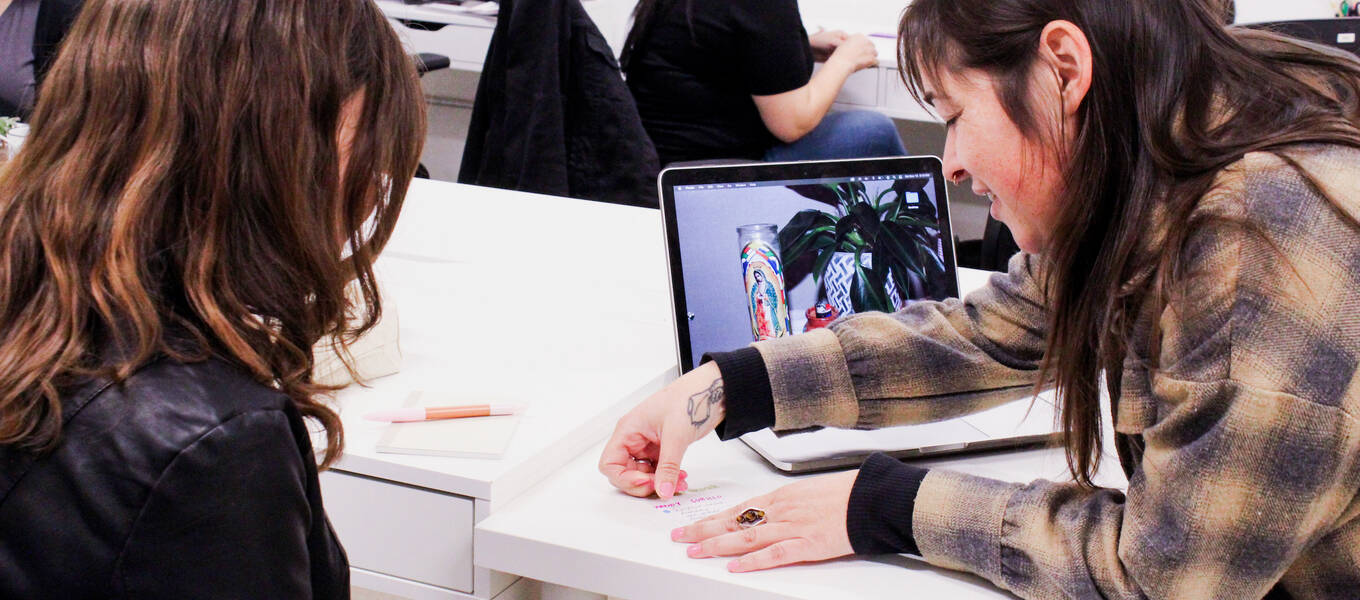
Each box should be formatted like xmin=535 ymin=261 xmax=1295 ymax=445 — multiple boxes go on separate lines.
xmin=736 ymin=145 xmax=1360 ymax=599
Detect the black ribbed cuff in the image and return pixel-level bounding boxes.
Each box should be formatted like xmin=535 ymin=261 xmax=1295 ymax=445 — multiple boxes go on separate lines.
xmin=847 ymin=453 xmax=929 ymax=556
xmin=700 ymin=347 xmax=775 ymax=440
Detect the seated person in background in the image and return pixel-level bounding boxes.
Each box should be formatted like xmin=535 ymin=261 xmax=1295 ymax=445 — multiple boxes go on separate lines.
xmin=621 ymin=0 xmax=906 ymax=166
xmin=0 ymin=0 xmax=83 ymax=119
xmin=0 ymin=0 xmax=424 ymax=596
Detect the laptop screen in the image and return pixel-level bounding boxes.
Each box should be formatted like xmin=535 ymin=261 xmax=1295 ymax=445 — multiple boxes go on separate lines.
xmin=659 ymin=157 xmax=959 ymax=372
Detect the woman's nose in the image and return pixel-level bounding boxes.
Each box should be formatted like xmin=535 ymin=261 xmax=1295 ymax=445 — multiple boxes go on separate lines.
xmin=941 ymin=134 xmax=967 ymax=185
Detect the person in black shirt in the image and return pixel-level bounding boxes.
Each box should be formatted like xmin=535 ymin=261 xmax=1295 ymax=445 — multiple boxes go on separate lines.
xmin=622 ymin=0 xmax=906 ymax=166
xmin=0 ymin=0 xmax=82 ymax=119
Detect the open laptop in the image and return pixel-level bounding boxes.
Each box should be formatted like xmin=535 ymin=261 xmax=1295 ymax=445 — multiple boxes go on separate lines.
xmin=658 ymin=157 xmax=1061 ymax=473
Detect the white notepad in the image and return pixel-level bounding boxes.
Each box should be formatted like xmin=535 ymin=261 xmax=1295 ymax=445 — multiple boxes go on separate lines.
xmin=375 ymin=391 xmax=521 ymax=459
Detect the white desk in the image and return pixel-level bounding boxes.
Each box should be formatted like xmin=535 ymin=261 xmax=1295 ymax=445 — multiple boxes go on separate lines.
xmin=318 ymin=179 xmax=680 ymax=600
xmin=473 ymin=268 xmax=1130 ymax=600
xmin=376 ymin=0 xmax=939 ymax=123
xmin=799 ymin=0 xmax=938 ymax=122
xmin=377 ymin=1 xmax=498 ymax=72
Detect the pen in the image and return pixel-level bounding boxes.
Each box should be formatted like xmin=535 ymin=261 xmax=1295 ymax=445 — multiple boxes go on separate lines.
xmin=869 ymin=32 xmax=897 ymax=39
xmin=364 ymin=403 xmax=522 ymax=422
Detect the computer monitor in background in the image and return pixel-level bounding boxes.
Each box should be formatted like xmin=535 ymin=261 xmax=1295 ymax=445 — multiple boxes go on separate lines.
xmin=1248 ymin=18 xmax=1360 ymax=57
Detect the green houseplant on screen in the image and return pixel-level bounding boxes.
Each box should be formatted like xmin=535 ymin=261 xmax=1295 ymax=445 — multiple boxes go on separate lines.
xmin=778 ymin=179 xmax=947 ymax=314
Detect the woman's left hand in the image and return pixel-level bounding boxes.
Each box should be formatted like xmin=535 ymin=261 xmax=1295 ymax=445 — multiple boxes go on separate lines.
xmin=671 ymin=470 xmax=858 ymax=572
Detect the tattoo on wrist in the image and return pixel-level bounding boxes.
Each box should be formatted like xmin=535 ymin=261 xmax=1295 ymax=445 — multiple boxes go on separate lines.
xmin=687 ymin=379 xmax=724 ymax=429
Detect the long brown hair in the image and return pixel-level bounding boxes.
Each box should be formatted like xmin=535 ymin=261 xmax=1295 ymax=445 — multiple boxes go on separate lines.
xmin=898 ymin=0 xmax=1360 ymax=486
xmin=0 ymin=0 xmax=426 ymax=468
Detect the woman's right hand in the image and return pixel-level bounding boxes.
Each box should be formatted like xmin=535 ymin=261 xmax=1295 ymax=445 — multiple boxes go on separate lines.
xmin=599 ymin=361 xmax=726 ymax=499
xmin=825 ymin=34 xmax=879 ymax=72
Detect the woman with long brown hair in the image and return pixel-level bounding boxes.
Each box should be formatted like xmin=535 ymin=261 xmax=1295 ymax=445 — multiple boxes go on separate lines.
xmin=0 ymin=0 xmax=423 ymax=596
xmin=601 ymin=0 xmax=1360 ymax=597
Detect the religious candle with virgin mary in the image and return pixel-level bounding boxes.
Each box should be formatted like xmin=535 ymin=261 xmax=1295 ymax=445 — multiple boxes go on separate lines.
xmin=737 ymin=224 xmax=791 ymax=342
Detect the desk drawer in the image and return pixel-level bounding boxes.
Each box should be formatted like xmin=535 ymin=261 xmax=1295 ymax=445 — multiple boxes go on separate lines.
xmin=321 ymin=470 xmax=475 ymax=593
xmin=388 ymin=18 xmax=495 ymax=71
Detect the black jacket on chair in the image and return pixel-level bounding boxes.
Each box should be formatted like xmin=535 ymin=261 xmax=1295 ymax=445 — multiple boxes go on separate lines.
xmin=458 ymin=0 xmax=661 ymax=208
xmin=0 ymin=356 xmax=349 ymax=598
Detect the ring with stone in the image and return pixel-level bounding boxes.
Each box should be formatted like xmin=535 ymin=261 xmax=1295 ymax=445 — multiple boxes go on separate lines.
xmin=736 ymin=507 xmax=767 ymax=529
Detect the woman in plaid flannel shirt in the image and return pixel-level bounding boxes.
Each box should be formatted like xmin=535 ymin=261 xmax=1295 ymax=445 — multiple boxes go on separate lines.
xmin=601 ymin=0 xmax=1360 ymax=598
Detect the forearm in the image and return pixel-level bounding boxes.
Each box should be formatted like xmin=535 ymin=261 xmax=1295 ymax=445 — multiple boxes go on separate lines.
xmin=706 ymin=254 xmax=1051 ymax=439
xmin=758 ymin=59 xmax=855 ymax=143
xmin=859 ymin=377 xmax=1360 ymax=600
xmin=801 ymin=60 xmax=855 ymax=126
xmin=681 ymin=361 xmax=728 ymax=434
xmin=761 ymin=254 xmax=1049 ymax=431
xmin=699 ymin=351 xmax=766 ymax=440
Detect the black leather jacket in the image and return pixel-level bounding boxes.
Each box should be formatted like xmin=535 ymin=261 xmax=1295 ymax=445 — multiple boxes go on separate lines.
xmin=0 ymin=356 xmax=348 ymax=598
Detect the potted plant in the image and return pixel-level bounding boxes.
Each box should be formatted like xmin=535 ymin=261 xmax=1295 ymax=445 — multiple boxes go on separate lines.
xmin=779 ymin=179 xmax=947 ymax=314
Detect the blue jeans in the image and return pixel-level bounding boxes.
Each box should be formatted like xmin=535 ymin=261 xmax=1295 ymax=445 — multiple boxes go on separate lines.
xmin=763 ymin=110 xmax=907 ymax=162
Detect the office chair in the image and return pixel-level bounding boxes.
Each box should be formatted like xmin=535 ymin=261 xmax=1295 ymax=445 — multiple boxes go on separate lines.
xmin=414 ymin=52 xmax=451 ymax=74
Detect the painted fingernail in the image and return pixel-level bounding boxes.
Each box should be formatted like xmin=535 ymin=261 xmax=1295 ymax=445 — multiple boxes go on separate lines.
xmin=727 ymin=559 xmax=742 ymax=572
xmin=657 ymin=481 xmax=675 ymax=498
xmin=671 ymin=527 xmax=685 ymax=541
xmin=677 ymin=480 xmax=689 ymax=493
xmin=687 ymin=544 xmax=703 ymax=557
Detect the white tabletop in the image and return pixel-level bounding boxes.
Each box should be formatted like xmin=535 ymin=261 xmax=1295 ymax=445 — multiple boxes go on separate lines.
xmin=476 ymin=431 xmax=1127 ymax=600
xmin=329 ymin=179 xmax=679 ymax=509
xmin=473 ymin=266 xmax=1130 ymax=600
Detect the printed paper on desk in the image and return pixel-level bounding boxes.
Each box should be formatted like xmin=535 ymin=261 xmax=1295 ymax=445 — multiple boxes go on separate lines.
xmin=375 ymin=391 xmax=521 ymax=459
xmin=648 ymin=480 xmax=766 ymax=525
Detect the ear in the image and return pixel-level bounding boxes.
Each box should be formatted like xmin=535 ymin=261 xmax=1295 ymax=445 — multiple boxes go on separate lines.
xmin=1037 ymin=20 xmax=1092 ymax=117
